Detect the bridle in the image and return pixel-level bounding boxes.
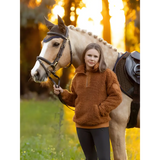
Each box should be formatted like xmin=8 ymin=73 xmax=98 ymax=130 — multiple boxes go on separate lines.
xmin=36 ymin=26 xmax=72 ymax=87
xmin=36 ymin=26 xmax=74 ymax=111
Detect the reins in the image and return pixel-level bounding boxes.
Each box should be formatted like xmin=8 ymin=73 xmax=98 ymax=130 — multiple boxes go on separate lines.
xmin=36 ymin=26 xmax=74 ymax=111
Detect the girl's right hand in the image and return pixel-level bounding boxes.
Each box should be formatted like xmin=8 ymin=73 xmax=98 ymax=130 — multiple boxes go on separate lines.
xmin=53 ymin=85 xmax=64 ymax=95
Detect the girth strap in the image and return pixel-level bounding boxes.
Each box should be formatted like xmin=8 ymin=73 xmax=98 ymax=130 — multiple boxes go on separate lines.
xmin=126 ymin=82 xmax=140 ymax=128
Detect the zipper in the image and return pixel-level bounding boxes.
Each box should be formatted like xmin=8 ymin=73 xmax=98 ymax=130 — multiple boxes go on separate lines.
xmin=86 ymin=73 xmax=90 ymax=87
xmin=86 ymin=76 xmax=88 ymax=87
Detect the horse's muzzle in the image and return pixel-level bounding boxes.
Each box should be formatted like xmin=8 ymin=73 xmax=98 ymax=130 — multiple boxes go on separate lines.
xmin=31 ymin=69 xmax=48 ymax=83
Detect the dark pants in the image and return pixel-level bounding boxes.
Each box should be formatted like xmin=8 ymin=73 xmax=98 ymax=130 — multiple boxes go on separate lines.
xmin=76 ymin=127 xmax=110 ymax=160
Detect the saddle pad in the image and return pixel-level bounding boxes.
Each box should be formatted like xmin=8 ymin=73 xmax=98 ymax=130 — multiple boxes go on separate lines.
xmin=113 ymin=52 xmax=134 ymax=99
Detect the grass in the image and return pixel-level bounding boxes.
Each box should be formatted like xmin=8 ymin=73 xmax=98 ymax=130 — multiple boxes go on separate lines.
xmin=20 ymin=100 xmax=140 ymax=160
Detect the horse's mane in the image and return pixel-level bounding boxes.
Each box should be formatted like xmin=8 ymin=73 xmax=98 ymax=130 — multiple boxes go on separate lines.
xmin=68 ymin=25 xmax=118 ymax=52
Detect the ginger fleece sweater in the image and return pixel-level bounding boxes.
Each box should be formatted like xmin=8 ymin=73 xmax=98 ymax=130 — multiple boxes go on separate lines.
xmin=61 ymin=64 xmax=122 ymax=128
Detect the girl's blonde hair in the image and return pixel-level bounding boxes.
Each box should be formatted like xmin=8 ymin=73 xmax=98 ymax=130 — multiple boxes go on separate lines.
xmin=82 ymin=43 xmax=107 ymax=72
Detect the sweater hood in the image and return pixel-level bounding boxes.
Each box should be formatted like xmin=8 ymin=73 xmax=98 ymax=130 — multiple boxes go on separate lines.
xmin=75 ymin=63 xmax=99 ymax=74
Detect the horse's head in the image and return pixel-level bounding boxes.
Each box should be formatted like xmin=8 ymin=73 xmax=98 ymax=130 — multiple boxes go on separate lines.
xmin=31 ymin=15 xmax=72 ymax=83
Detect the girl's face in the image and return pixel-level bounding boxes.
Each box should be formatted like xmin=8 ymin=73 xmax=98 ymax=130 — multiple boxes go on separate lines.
xmin=84 ymin=49 xmax=100 ymax=70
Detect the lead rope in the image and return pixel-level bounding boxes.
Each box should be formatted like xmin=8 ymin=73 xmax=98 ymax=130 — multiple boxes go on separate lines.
xmin=49 ymin=70 xmax=75 ymax=111
xmin=37 ymin=58 xmax=75 ymax=111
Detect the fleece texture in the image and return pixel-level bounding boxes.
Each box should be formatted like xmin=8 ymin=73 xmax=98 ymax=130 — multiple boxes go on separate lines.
xmin=61 ymin=64 xmax=122 ymax=127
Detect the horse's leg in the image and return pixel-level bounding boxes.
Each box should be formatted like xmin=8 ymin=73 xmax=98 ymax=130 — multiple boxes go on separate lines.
xmin=136 ymin=107 xmax=143 ymax=128
xmin=109 ymin=94 xmax=131 ymax=160
xmin=109 ymin=119 xmax=127 ymax=160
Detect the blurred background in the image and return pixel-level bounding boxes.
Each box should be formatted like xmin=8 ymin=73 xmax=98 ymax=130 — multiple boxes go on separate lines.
xmin=20 ymin=1 xmax=140 ymax=159
xmin=20 ymin=0 xmax=140 ymax=98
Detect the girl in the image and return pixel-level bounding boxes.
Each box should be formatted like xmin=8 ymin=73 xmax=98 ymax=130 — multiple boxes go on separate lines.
xmin=53 ymin=43 xmax=122 ymax=160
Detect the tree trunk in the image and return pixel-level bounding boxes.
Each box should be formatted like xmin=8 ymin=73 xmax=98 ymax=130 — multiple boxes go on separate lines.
xmin=101 ymin=0 xmax=111 ymax=44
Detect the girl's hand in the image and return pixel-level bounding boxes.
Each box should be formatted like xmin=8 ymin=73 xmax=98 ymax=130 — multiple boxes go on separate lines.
xmin=53 ymin=85 xmax=64 ymax=95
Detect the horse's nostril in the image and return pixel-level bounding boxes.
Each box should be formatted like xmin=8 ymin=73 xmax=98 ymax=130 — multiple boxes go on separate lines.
xmin=33 ymin=69 xmax=40 ymax=79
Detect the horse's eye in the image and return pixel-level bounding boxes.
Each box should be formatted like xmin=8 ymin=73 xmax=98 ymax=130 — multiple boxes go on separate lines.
xmin=53 ymin=42 xmax=60 ymax=47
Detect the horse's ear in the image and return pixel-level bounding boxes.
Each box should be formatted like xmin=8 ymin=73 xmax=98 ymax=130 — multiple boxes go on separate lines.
xmin=44 ymin=16 xmax=54 ymax=30
xmin=57 ymin=15 xmax=66 ymax=34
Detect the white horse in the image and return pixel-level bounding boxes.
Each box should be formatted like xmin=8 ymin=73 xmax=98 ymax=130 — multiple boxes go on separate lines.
xmin=31 ymin=15 xmax=140 ymax=160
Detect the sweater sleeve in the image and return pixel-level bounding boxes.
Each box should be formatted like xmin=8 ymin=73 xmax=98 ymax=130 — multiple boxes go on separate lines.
xmin=60 ymin=77 xmax=77 ymax=107
xmin=98 ymin=69 xmax=122 ymax=116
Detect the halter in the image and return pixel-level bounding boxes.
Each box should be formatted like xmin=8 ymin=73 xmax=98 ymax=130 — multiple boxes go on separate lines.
xmin=36 ymin=26 xmax=74 ymax=111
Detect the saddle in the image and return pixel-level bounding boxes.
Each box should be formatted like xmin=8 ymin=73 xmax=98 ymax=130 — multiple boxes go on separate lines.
xmin=125 ymin=51 xmax=140 ymax=85
xmin=113 ymin=51 xmax=140 ymax=128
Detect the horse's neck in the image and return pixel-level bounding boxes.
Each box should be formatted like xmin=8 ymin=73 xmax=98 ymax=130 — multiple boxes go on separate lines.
xmin=69 ymin=26 xmax=119 ymax=70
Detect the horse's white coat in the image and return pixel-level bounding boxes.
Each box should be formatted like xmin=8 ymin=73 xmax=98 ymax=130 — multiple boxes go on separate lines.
xmin=31 ymin=42 xmax=49 ymax=78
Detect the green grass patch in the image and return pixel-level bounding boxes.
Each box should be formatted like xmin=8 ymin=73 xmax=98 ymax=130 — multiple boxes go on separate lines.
xmin=20 ymin=100 xmax=84 ymax=160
